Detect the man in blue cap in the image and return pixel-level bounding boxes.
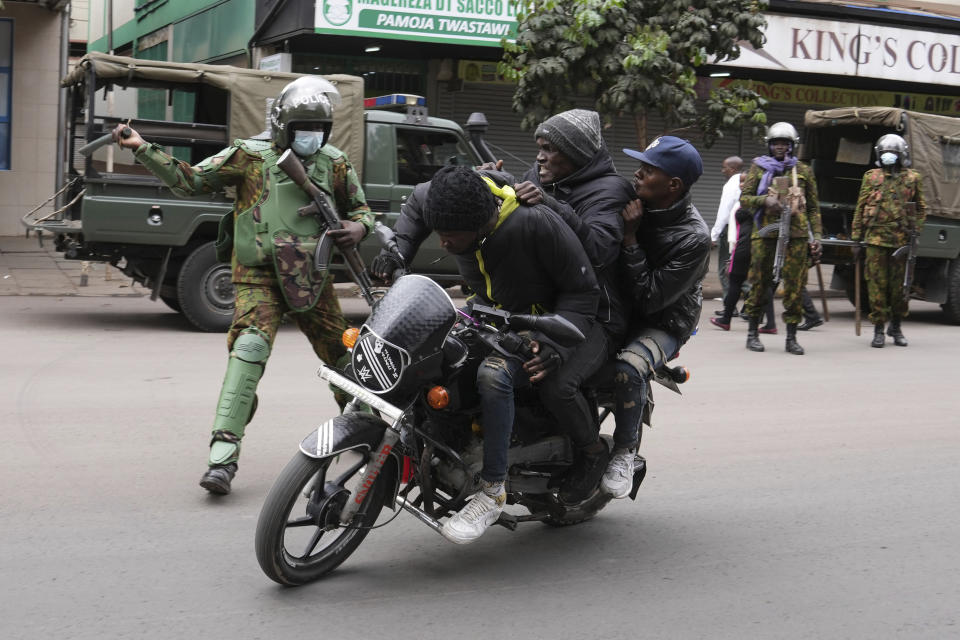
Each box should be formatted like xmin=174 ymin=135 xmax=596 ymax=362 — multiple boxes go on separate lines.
xmin=600 ymin=136 xmax=711 ymax=498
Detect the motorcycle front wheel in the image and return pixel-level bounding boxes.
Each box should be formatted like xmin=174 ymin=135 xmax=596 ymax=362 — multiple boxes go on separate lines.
xmin=255 ymin=449 xmax=388 ymax=585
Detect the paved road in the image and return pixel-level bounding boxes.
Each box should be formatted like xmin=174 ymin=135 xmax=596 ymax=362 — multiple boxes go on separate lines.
xmin=2 ymin=295 xmax=958 ymax=639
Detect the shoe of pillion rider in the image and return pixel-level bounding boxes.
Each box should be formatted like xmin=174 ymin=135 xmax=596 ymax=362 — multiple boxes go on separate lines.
xmin=200 ymin=463 xmax=237 ymax=495
xmin=440 ymin=481 xmax=505 ymax=545
xmin=559 ymin=443 xmax=609 ymax=504
xmin=601 ymin=449 xmax=636 ymax=499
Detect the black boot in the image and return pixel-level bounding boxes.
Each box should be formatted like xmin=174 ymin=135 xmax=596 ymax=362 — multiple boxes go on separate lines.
xmin=887 ymin=319 xmax=908 ymax=346
xmin=785 ymin=323 xmax=805 ymax=355
xmin=746 ymin=318 xmax=765 ymax=352
xmin=559 ymin=442 xmax=609 ymax=504
xmin=871 ymin=323 xmax=885 ymax=348
xmin=200 ymin=463 xmax=237 ymax=495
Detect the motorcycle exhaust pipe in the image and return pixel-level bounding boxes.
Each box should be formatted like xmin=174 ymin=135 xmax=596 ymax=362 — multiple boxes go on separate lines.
xmin=395 ymin=495 xmax=444 ymax=535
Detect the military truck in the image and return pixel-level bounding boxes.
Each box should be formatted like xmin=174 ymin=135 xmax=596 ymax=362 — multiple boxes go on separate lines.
xmin=801 ymin=107 xmax=960 ymax=323
xmin=24 ymin=52 xmax=496 ymax=331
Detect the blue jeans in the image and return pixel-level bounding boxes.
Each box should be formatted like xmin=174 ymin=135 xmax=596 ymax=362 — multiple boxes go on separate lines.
xmin=613 ymin=328 xmax=678 ymax=450
xmin=476 ymin=322 xmax=609 ymax=482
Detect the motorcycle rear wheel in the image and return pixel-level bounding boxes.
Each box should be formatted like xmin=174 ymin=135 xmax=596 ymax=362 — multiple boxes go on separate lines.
xmin=255 ymin=450 xmax=387 ymax=585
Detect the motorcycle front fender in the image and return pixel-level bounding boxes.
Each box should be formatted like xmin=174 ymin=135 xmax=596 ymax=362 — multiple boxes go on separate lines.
xmin=299 ymin=412 xmax=392 ymax=459
xmin=299 ymin=412 xmax=403 ymax=511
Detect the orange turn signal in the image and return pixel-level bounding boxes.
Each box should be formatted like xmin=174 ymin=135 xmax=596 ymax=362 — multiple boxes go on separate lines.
xmin=427 ymin=386 xmax=450 ymax=409
xmin=342 ymin=327 xmax=360 ymax=349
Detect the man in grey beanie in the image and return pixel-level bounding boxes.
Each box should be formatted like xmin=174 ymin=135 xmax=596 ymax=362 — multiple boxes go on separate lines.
xmin=511 ymin=108 xmax=636 ymax=502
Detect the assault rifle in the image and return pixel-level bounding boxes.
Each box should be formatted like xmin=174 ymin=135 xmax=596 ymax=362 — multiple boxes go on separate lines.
xmin=276 ymin=148 xmax=376 ymax=306
xmin=891 ymin=202 xmax=919 ymax=298
xmin=757 ymin=175 xmax=794 ymax=286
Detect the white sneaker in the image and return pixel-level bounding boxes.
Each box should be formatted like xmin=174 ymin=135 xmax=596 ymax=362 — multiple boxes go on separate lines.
xmin=440 ymin=486 xmax=505 ymax=544
xmin=601 ymin=450 xmax=635 ymax=499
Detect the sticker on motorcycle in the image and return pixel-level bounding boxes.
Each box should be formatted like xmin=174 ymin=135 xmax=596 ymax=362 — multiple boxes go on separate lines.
xmin=352 ymin=329 xmax=410 ymax=393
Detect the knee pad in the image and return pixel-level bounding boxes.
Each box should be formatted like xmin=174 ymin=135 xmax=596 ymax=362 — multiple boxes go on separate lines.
xmin=232 ymin=327 xmax=271 ymax=364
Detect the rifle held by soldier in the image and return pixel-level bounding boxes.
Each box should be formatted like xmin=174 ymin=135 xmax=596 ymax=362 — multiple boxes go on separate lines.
xmin=891 ymin=201 xmax=919 ymax=299
xmin=276 ymin=148 xmax=376 ymax=306
xmin=757 ymin=175 xmax=792 ymax=286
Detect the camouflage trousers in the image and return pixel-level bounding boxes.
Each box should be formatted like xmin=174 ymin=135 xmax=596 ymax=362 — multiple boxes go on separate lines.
xmin=864 ymin=245 xmax=908 ymax=324
xmin=744 ymin=237 xmax=809 ymax=325
xmin=227 ymin=280 xmax=350 ymax=404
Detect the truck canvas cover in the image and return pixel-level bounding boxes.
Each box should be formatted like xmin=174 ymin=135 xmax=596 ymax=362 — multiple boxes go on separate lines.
xmin=804 ymin=107 xmax=960 ymax=221
xmin=64 ymin=52 xmax=365 ymax=176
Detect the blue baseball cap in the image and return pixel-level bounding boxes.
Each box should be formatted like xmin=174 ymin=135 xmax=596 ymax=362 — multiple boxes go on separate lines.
xmin=623 ymin=136 xmax=703 ymax=190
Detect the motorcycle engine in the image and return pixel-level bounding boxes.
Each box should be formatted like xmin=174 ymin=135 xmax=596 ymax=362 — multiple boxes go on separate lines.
xmin=434 ymin=436 xmax=483 ymax=495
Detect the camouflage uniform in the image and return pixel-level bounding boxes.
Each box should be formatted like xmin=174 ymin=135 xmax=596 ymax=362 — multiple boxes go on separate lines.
xmin=135 ymin=140 xmax=372 ymax=458
xmin=741 ymin=161 xmax=822 ymax=325
xmin=851 ymin=168 xmax=926 ymax=324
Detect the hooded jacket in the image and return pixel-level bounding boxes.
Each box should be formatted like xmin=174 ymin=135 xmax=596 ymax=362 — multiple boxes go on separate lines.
xmin=391 ymin=172 xmax=600 ymax=361
xmin=521 ymin=149 xmax=633 ymax=343
xmin=619 ymin=192 xmax=711 ymax=346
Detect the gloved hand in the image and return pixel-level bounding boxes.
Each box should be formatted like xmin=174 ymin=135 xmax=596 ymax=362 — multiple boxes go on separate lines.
xmin=326 ymin=220 xmax=366 ymax=249
xmin=371 ymin=251 xmax=405 ymax=284
xmin=809 ymin=240 xmax=822 ymax=263
xmin=522 ymin=339 xmax=562 ymax=383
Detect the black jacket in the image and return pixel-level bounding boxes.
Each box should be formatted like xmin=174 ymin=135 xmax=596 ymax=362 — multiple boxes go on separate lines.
xmin=619 ymin=192 xmax=711 ymax=346
xmin=392 ymin=174 xmax=600 ymax=361
xmin=521 ymin=149 xmax=633 ymax=342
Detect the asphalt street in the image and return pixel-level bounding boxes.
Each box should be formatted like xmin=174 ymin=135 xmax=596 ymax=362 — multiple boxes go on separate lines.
xmin=1 ymin=294 xmax=958 ymax=639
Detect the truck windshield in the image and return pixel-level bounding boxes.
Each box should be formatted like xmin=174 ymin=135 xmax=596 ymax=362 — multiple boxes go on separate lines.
xmin=396 ymin=127 xmax=475 ymax=184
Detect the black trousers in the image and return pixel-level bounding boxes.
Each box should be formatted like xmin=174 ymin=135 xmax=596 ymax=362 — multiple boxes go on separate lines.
xmin=721 ymin=270 xmax=775 ymax=326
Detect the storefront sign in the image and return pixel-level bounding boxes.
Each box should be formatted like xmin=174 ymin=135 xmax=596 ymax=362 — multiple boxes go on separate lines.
xmin=716 ymin=14 xmax=960 ymax=85
xmin=717 ymin=78 xmax=960 ymax=116
xmin=315 ymin=0 xmax=518 ymax=47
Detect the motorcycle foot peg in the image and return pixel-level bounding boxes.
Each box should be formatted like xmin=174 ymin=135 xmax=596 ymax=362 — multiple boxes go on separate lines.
xmin=628 ymin=456 xmax=647 ymax=501
xmin=495 ymin=512 xmax=519 ymax=531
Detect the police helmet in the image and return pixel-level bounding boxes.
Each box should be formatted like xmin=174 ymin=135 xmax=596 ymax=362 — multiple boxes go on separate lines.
xmin=270 ymin=76 xmax=341 ymax=150
xmin=765 ymin=122 xmax=800 ymax=147
xmin=874 ymin=133 xmax=910 ymax=167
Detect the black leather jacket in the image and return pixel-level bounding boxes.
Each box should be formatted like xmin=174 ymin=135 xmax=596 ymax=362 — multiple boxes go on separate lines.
xmin=521 ymin=149 xmax=633 ymax=343
xmin=619 ymin=192 xmax=711 ymax=345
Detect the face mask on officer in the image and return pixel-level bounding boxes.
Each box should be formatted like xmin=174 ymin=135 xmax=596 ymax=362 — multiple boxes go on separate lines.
xmin=291 ymin=130 xmax=325 ymax=157
xmin=880 ymin=152 xmax=898 ymax=166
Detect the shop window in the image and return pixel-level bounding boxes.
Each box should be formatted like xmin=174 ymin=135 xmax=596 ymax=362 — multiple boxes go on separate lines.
xmin=0 ymin=19 xmax=12 ymax=170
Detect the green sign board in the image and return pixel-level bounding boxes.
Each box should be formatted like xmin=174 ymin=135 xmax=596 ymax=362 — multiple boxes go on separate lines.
xmin=316 ymin=0 xmax=518 ymax=47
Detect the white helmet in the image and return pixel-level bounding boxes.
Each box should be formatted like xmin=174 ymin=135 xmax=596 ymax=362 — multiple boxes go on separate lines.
xmin=765 ymin=122 xmax=800 ymax=146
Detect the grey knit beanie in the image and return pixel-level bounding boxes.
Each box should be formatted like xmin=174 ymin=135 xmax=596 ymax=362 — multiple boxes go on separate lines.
xmin=534 ymin=109 xmax=604 ymax=167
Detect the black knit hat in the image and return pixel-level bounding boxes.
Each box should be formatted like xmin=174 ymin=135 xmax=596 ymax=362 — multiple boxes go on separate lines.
xmin=424 ymin=166 xmax=497 ymax=231
xmin=534 ymin=109 xmax=604 ymax=167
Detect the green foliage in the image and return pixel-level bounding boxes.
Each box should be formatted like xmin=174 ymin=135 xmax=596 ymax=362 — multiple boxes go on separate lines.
xmin=501 ymin=0 xmax=769 ymax=147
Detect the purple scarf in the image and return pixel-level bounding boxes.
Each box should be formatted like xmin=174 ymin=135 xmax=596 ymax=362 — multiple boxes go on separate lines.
xmin=753 ymin=154 xmax=798 ymax=224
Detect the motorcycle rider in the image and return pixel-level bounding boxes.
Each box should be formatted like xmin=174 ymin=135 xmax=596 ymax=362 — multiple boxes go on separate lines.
xmin=603 ymin=136 xmax=710 ymax=498
xmin=374 ymin=165 xmax=605 ymax=543
xmin=511 ymin=109 xmax=633 ymax=349
xmin=851 ymin=134 xmax=926 ymax=347
xmin=112 ymin=76 xmax=373 ymax=495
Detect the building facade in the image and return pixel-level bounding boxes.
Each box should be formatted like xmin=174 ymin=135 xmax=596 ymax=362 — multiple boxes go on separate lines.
xmin=63 ymin=0 xmax=960 ymax=233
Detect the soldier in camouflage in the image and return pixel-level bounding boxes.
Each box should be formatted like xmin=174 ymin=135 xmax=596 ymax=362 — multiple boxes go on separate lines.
xmin=740 ymin=122 xmax=823 ymax=355
xmin=113 ymin=76 xmax=373 ymax=495
xmin=851 ymin=133 xmax=926 ymax=348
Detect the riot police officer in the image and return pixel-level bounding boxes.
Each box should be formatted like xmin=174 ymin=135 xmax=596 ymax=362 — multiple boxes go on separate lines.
xmin=113 ymin=76 xmax=373 ymax=495
xmin=851 ymin=134 xmax=927 ymax=347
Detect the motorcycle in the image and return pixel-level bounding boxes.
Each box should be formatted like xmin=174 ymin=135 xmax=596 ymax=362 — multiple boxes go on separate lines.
xmin=255 ymin=230 xmax=689 ymax=586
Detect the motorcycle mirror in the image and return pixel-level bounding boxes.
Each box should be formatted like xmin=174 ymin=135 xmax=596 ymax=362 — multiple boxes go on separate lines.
xmin=508 ymin=314 xmax=585 ymax=347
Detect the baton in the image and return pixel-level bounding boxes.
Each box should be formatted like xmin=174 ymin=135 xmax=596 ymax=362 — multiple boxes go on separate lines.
xmin=78 ymin=126 xmax=131 ymax=157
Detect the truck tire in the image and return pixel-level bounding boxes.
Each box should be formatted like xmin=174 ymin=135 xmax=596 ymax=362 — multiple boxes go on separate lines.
xmin=177 ymin=241 xmax=234 ymax=332
xmin=159 ymin=295 xmax=181 ymax=312
xmin=942 ymin=258 xmax=960 ymax=324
